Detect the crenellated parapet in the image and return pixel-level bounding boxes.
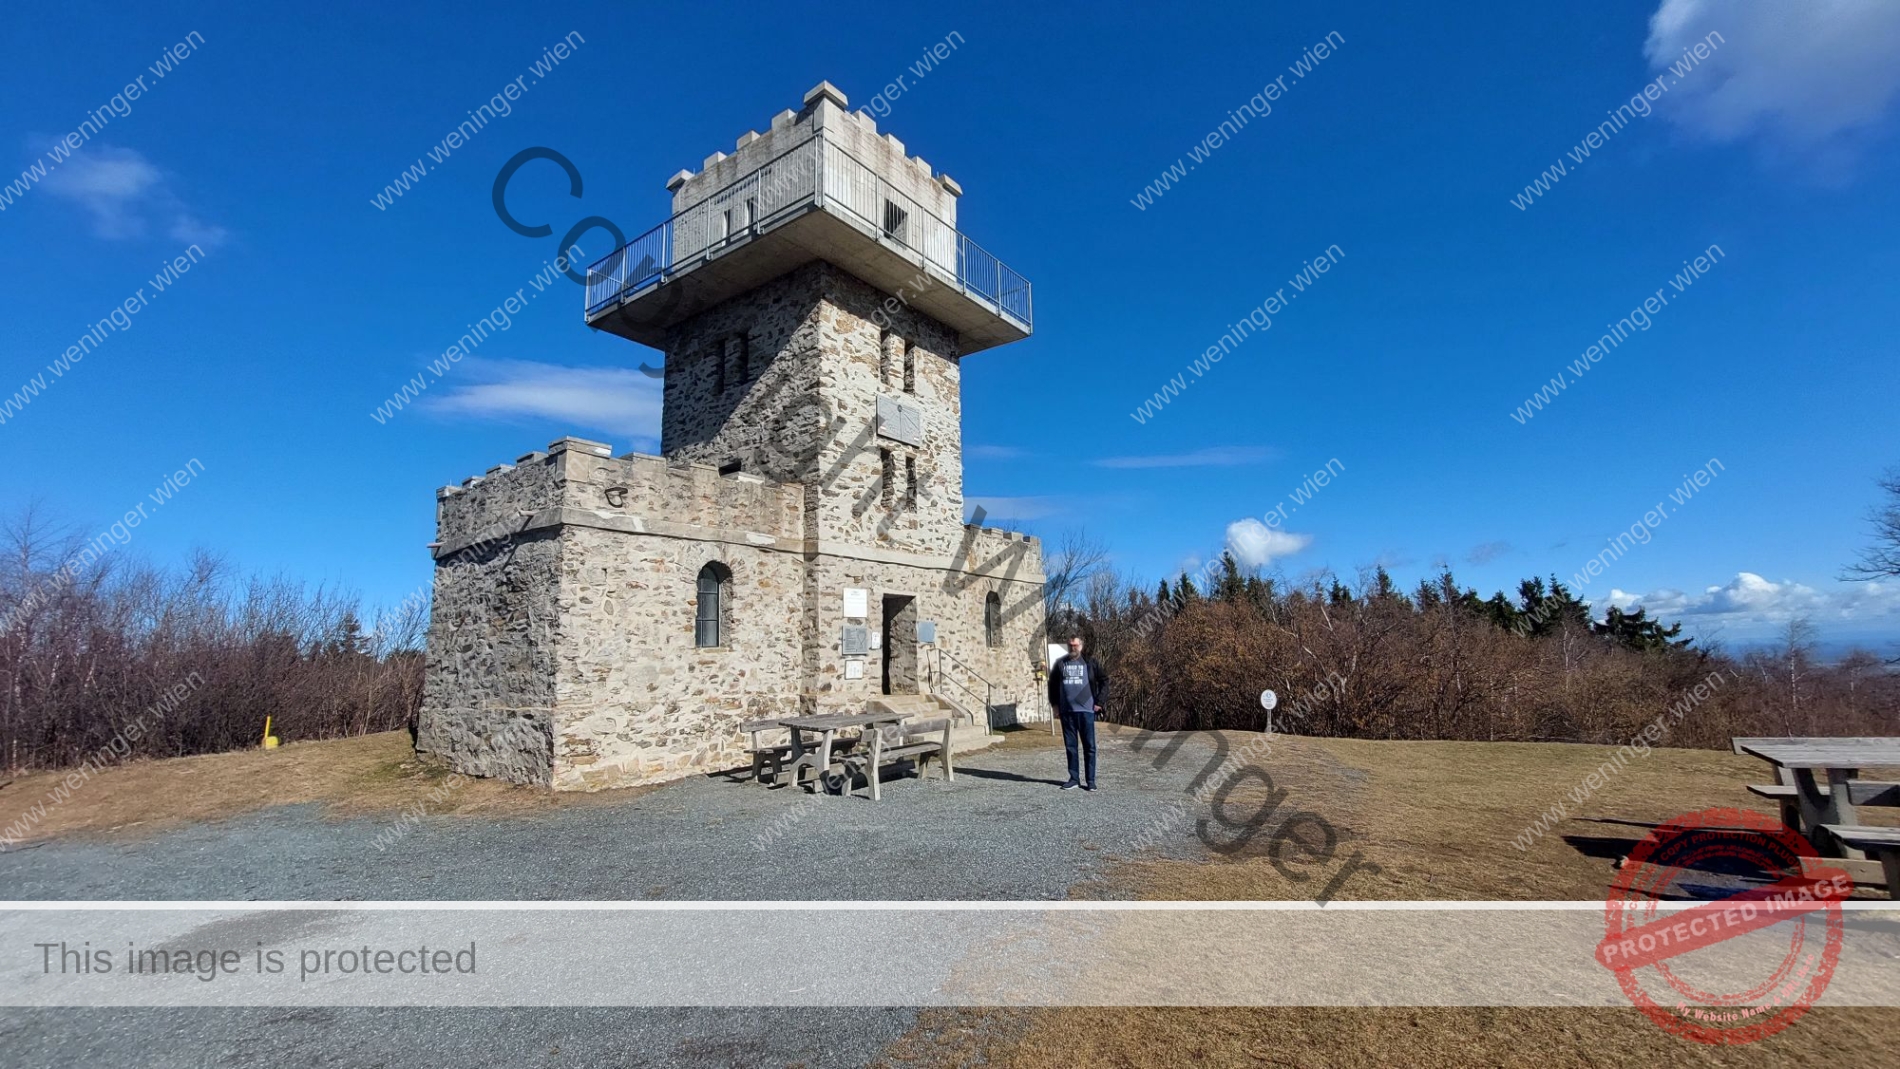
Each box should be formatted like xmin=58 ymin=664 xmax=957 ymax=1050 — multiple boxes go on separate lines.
xmin=433 ymin=436 xmax=806 ymax=560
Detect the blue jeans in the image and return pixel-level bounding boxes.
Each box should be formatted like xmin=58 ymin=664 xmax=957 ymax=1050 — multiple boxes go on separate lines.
xmin=1060 ymin=707 xmax=1097 ymax=787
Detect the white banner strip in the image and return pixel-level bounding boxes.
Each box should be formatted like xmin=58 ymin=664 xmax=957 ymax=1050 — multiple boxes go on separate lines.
xmin=4 ymin=905 xmax=1897 ymax=1007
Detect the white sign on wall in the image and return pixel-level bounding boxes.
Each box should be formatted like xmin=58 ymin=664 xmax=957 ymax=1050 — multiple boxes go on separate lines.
xmin=876 ymin=395 xmax=923 ymax=446
xmin=843 ymin=588 xmax=868 ymax=619
xmin=845 ymin=661 xmax=863 ymax=680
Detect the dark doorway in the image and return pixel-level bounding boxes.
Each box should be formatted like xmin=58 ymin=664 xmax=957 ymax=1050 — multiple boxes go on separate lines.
xmin=882 ymin=594 xmax=918 ymax=695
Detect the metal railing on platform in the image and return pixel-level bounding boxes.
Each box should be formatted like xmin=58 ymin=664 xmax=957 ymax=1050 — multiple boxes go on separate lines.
xmin=583 ymin=132 xmax=1031 ymax=330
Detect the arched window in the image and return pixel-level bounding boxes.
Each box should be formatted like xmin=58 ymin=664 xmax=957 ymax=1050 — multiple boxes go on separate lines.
xmin=696 ymin=562 xmax=732 ymax=647
xmin=984 ymin=591 xmax=1002 ymax=648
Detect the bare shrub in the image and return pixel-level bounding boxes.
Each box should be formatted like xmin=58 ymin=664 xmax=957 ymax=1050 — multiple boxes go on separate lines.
xmin=1075 ymin=563 xmax=1899 ymax=750
xmin=0 ymin=511 xmax=423 ymax=773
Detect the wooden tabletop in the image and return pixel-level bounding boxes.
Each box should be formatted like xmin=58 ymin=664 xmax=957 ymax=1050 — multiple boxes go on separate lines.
xmin=779 ymin=712 xmax=905 ymax=730
xmin=1737 ymin=738 xmax=1900 ymax=769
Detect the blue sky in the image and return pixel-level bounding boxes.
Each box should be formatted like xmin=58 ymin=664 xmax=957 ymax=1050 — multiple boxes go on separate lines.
xmin=4 ymin=0 xmax=1899 ymax=649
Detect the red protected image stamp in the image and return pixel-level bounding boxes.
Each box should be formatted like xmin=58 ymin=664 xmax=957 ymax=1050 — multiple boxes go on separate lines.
xmin=1597 ymin=807 xmax=1850 ymax=1045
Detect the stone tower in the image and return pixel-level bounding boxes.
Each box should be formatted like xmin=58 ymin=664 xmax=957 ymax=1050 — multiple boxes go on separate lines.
xmin=417 ymin=82 xmax=1043 ymax=790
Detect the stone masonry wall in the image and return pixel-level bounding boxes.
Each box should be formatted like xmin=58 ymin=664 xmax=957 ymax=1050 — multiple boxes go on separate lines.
xmin=800 ymin=528 xmax=1044 ymax=721
xmin=660 ymin=264 xmax=826 ymax=486
xmin=659 ymin=261 xmax=966 ymax=559
xmin=415 ymin=528 xmax=562 ymax=786
xmin=419 ymin=436 xmax=809 ymax=788
xmin=808 ymin=266 xmax=965 ymax=557
xmin=550 ymin=525 xmax=806 ymax=791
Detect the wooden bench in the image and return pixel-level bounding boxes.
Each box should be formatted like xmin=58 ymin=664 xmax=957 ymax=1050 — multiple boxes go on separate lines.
xmin=1798 ymin=854 xmax=1890 ymax=892
xmin=842 ymin=717 xmax=955 ymax=801
xmin=1819 ymin=825 xmax=1900 ymax=899
xmin=1747 ymin=781 xmax=1900 ymax=827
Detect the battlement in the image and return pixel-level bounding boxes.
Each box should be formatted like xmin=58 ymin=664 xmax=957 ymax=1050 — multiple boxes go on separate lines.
xmin=666 ymin=81 xmax=961 ymax=228
xmin=583 ymin=81 xmax=1030 ymax=353
xmin=433 ymin=436 xmax=805 ymax=559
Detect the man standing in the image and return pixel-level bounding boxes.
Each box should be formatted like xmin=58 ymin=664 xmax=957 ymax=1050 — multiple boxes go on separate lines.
xmin=1047 ymin=634 xmax=1108 ymax=791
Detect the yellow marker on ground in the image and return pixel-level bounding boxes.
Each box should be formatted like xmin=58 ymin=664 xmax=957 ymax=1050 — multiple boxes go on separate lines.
xmin=262 ymin=716 xmax=281 ymax=749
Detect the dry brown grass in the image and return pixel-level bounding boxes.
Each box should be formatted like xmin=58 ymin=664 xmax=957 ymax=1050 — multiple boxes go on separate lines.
xmin=0 ymin=730 xmax=641 ymax=846
xmin=890 ymin=729 xmax=1900 ymax=1067
xmin=1105 ymin=730 xmax=1900 ymax=902
xmin=886 ymin=1006 xmax=1900 ymax=1069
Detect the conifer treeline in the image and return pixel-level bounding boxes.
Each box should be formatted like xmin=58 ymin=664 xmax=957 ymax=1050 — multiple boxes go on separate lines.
xmin=1052 ymin=556 xmax=1899 ymax=748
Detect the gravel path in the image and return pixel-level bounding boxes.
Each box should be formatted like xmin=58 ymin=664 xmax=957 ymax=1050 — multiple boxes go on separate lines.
xmin=1 ymin=729 xmax=1226 ymax=1068
xmin=0 ymin=730 xmax=1214 ymax=901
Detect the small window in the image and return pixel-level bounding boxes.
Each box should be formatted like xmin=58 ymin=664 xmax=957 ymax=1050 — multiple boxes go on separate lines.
xmin=882 ymin=200 xmax=908 ymax=244
xmin=878 ymin=330 xmax=894 ymax=386
xmin=745 ymin=196 xmax=757 ymax=227
xmin=712 ymin=340 xmax=725 ymax=393
xmin=695 ymin=562 xmax=732 ymax=648
xmin=717 ymin=459 xmax=742 ymax=476
xmin=984 ymin=592 xmax=1002 ymax=648
xmin=902 ymin=341 xmax=916 ymax=393
xmin=720 ymin=208 xmax=734 ymax=239
xmin=904 ymin=455 xmax=917 ymax=509
xmin=880 ymin=449 xmax=895 ymax=511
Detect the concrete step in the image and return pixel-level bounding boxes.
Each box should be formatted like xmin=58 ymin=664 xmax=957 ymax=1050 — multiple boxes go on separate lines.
xmin=869 ymin=696 xmax=998 ymax=755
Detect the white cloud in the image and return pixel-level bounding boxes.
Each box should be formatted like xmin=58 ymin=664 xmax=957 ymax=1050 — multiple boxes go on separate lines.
xmin=1609 ymin=571 xmax=1900 ymax=636
xmin=965 ymin=444 xmax=1027 ymax=460
xmin=1095 ymin=446 xmax=1276 ymax=470
xmin=41 ymin=145 xmax=228 ymax=245
xmin=1224 ymin=518 xmax=1312 ymax=571
xmin=429 ymin=361 xmax=664 ymax=441
xmin=1645 ymin=1 xmax=1900 ymax=149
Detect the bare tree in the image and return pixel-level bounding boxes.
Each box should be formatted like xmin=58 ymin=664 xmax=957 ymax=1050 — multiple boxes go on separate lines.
xmin=1042 ymin=528 xmax=1108 ymax=623
xmin=1774 ymin=617 xmax=1819 ymax=734
xmin=1846 ymin=467 xmax=1900 ymax=580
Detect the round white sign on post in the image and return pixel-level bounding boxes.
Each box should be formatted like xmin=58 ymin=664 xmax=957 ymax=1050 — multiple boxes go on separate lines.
xmin=1259 ymin=690 xmax=1278 ymax=712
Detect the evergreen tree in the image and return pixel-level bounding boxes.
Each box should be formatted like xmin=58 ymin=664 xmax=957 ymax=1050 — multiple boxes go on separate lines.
xmin=1371 ymin=566 xmax=1407 ymax=607
xmin=322 ymin=611 xmax=371 ymax=659
xmin=1483 ymin=591 xmax=1522 ymax=632
xmin=1594 ymin=605 xmax=1689 ymax=652
xmin=1215 ymin=552 xmax=1246 ymax=603
xmin=1507 ymin=575 xmax=1591 ymax=637
xmin=1176 ymin=572 xmax=1201 ymax=606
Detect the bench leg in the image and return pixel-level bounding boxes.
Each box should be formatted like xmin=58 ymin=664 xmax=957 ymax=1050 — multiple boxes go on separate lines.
xmin=1881 ymin=851 xmax=1900 ymax=901
xmin=1778 ymin=797 xmax=1799 ymax=831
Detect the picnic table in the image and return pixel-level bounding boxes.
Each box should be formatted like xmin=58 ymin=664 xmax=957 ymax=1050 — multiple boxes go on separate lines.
xmin=768 ymin=712 xmax=955 ymax=800
xmin=779 ymin=712 xmax=905 ymax=796
xmin=1733 ymin=737 xmax=1900 ymax=872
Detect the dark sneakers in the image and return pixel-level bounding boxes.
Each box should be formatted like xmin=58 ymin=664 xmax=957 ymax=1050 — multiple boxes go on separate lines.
xmin=1082 ymin=785 xmax=1097 ymax=792
xmin=1059 ymin=781 xmax=1081 ymax=790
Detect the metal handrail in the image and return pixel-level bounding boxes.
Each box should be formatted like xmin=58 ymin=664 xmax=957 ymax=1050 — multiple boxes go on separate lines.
xmin=583 ymin=130 xmax=1031 ymax=329
xmin=934 ymin=646 xmax=997 ymax=733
